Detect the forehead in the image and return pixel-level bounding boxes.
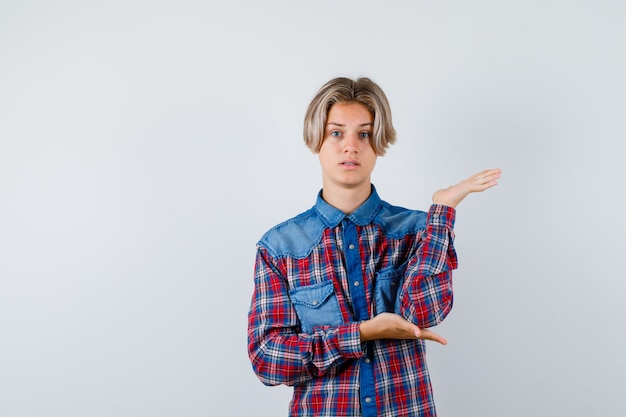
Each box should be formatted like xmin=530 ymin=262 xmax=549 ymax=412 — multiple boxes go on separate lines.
xmin=327 ymin=102 xmax=372 ymax=124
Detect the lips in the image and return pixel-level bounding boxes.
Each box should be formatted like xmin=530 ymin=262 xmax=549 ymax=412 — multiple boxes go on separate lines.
xmin=340 ymin=160 xmax=360 ymax=167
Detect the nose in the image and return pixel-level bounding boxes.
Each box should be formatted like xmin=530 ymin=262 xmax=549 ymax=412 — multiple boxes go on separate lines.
xmin=343 ymin=133 xmax=360 ymax=153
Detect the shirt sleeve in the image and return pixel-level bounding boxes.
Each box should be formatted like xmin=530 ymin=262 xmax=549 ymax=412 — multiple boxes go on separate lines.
xmin=247 ymin=246 xmax=365 ymax=387
xmin=397 ymin=204 xmax=459 ymax=328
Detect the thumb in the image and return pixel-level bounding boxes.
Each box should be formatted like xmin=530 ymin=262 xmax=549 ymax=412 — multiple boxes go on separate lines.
xmin=412 ymin=326 xmax=421 ymax=338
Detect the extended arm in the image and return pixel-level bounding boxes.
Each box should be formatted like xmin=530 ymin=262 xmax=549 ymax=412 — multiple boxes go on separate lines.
xmin=397 ymin=205 xmax=457 ymax=328
xmin=398 ymin=169 xmax=502 ymax=328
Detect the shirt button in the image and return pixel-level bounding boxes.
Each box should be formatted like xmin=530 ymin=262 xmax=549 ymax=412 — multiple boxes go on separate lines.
xmin=354 ymin=281 xmax=360 ymax=287
xmin=365 ymin=397 xmax=372 ymax=403
xmin=312 ymin=300 xmax=318 ymax=305
xmin=348 ymin=244 xmax=355 ymax=250
xmin=365 ymin=358 xmax=371 ymax=363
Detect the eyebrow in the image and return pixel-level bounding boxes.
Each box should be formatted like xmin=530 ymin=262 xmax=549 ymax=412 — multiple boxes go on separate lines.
xmin=326 ymin=122 xmax=373 ymax=127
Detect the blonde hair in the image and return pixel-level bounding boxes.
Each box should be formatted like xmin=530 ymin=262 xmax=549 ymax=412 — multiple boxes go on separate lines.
xmin=303 ymin=77 xmax=396 ymax=155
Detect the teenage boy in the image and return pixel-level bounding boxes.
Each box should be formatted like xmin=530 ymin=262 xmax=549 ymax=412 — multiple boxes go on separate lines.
xmin=247 ymin=76 xmax=501 ymax=417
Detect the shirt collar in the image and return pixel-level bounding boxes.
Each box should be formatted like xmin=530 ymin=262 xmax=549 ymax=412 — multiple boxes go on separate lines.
xmin=314 ymin=185 xmax=383 ymax=227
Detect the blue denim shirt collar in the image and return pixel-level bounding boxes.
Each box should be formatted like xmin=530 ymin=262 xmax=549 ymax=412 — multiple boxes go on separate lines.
xmin=314 ymin=185 xmax=383 ymax=227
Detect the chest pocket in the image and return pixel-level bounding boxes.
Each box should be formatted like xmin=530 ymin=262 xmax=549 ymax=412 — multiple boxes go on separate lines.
xmin=373 ymin=265 xmax=405 ymax=315
xmin=290 ymin=280 xmax=343 ymax=334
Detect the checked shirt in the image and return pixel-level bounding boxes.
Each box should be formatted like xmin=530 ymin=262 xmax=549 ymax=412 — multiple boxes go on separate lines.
xmin=247 ymin=186 xmax=458 ymax=417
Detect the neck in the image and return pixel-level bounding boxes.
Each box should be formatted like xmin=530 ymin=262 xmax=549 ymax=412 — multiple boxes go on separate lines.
xmin=321 ymin=183 xmax=372 ymax=214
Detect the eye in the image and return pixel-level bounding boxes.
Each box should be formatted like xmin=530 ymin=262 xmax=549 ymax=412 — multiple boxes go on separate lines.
xmin=359 ymin=131 xmax=371 ymax=139
xmin=330 ymin=130 xmax=341 ymax=137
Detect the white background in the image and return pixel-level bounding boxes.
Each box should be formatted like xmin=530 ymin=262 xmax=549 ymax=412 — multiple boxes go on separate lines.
xmin=1 ymin=1 xmax=625 ymax=416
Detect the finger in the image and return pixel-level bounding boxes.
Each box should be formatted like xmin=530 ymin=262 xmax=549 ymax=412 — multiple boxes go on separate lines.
xmin=419 ymin=329 xmax=448 ymax=345
xmin=475 ymin=178 xmax=499 ymax=189
xmin=477 ymin=169 xmax=502 ymax=184
xmin=469 ymin=170 xmax=501 ymax=191
xmin=473 ymin=170 xmax=501 ymax=182
xmin=477 ymin=168 xmax=502 ymax=176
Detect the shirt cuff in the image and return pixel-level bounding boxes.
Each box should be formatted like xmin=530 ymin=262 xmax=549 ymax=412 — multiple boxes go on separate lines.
xmin=337 ymin=322 xmax=366 ymax=359
xmin=428 ymin=204 xmax=456 ymax=229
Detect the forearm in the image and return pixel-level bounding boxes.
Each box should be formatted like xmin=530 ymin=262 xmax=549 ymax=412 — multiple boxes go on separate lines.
xmin=397 ymin=270 xmax=454 ymax=328
xmin=397 ymin=205 xmax=458 ymax=328
xmin=248 ymin=249 xmax=364 ymax=385
xmin=247 ymin=320 xmax=363 ymax=386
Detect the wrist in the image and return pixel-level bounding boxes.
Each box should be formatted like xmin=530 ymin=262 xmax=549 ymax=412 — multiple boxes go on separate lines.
xmin=359 ymin=320 xmax=375 ymax=342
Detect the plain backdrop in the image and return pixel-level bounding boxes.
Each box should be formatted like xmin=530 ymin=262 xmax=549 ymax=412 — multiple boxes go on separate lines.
xmin=1 ymin=1 xmax=625 ymax=416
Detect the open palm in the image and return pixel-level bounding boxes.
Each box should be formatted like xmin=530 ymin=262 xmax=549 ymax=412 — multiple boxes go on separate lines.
xmin=432 ymin=168 xmax=502 ymax=208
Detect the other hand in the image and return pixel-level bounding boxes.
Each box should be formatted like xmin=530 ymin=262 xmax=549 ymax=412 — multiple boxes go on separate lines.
xmin=432 ymin=168 xmax=502 ymax=208
xmin=359 ymin=312 xmax=447 ymax=345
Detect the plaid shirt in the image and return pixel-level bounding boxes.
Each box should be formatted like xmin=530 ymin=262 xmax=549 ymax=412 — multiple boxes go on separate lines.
xmin=247 ymin=186 xmax=458 ymax=417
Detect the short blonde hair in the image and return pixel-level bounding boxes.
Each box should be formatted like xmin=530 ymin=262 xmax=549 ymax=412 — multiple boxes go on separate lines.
xmin=303 ymin=77 xmax=397 ymax=156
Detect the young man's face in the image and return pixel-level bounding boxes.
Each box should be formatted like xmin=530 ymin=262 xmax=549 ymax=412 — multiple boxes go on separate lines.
xmin=318 ymin=101 xmax=378 ymax=192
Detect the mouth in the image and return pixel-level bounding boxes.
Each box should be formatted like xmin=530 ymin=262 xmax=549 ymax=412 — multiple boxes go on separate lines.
xmin=340 ymin=160 xmax=360 ymax=167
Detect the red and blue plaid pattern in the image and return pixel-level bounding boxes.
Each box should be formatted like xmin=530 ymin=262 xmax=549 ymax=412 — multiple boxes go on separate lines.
xmin=248 ymin=189 xmax=457 ymax=417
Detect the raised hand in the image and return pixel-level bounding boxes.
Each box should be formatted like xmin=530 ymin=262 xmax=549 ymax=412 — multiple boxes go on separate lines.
xmin=432 ymin=168 xmax=501 ymax=208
